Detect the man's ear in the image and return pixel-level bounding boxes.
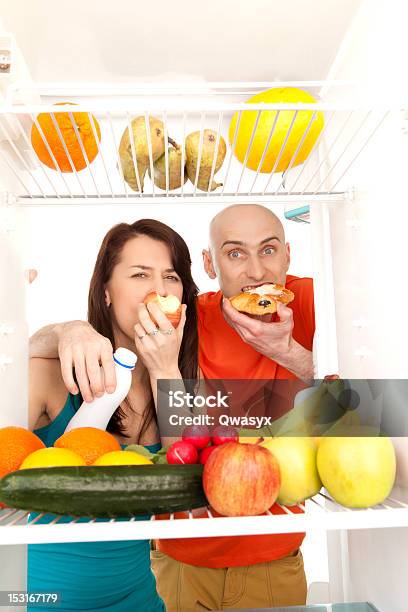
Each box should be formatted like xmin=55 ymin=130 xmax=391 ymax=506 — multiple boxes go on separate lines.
xmin=202 ymin=249 xmax=217 ymax=279
xmin=285 ymin=242 xmax=291 ymax=271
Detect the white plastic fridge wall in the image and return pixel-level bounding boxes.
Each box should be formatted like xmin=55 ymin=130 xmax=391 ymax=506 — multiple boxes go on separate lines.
xmin=312 ymin=2 xmax=408 ymax=610
xmin=0 ymin=180 xmax=28 ymax=600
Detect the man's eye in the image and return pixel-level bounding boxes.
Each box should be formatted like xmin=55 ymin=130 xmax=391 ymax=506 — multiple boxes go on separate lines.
xmin=229 ymin=251 xmax=242 ymax=259
xmin=263 ymin=247 xmax=275 ymax=255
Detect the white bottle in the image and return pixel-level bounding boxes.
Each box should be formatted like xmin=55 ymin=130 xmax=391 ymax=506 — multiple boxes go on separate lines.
xmin=65 ymin=347 xmax=137 ymax=432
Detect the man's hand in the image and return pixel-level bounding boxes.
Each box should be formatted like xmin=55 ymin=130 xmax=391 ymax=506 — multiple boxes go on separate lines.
xmin=56 ymin=321 xmax=116 ymax=402
xmin=30 ymin=321 xmax=116 ymax=402
xmin=222 ymin=297 xmax=314 ymax=381
xmin=222 ymin=298 xmax=294 ymax=358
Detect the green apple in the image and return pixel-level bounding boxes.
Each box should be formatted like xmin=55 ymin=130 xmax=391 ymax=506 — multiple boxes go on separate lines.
xmin=261 ymin=437 xmax=322 ymax=505
xmin=317 ymin=436 xmax=396 ymax=508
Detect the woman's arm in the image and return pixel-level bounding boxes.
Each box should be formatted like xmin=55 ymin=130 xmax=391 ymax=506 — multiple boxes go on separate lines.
xmin=28 ymin=358 xmax=48 ymax=431
xmin=28 ymin=358 xmax=67 ymax=432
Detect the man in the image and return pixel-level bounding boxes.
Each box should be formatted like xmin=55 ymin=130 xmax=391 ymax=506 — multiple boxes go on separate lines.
xmin=30 ymin=204 xmax=315 ymax=610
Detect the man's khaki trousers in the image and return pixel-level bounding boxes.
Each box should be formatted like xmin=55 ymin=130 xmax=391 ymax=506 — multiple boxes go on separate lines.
xmin=151 ymin=548 xmax=307 ymax=611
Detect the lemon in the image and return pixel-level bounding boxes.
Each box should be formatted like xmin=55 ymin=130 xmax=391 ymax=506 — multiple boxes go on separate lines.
xmin=93 ymin=451 xmax=153 ymax=466
xmin=229 ymin=87 xmax=324 ymax=173
xmin=20 ymin=447 xmax=86 ymax=469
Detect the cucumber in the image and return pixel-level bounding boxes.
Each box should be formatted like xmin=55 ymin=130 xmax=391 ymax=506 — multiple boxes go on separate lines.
xmin=0 ymin=464 xmax=207 ymax=518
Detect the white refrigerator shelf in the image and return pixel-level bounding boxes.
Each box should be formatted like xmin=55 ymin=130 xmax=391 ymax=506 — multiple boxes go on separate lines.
xmin=0 ymin=81 xmax=404 ymax=204
xmin=0 ymin=491 xmax=407 ymax=546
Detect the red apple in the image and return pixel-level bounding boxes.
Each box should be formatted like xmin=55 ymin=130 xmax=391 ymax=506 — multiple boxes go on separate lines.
xmin=199 ymin=445 xmax=217 ymax=465
xmin=166 ymin=441 xmax=198 ymax=464
xmin=144 ymin=292 xmax=182 ymax=328
xmin=182 ymin=425 xmax=211 ymax=450
xmin=203 ymin=442 xmax=281 ymax=516
xmin=211 ymin=425 xmax=238 ymax=446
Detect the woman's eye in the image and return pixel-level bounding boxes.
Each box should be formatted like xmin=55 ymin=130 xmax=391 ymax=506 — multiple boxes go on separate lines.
xmin=166 ymin=275 xmax=180 ymax=282
xmin=131 ymin=273 xmax=147 ymax=278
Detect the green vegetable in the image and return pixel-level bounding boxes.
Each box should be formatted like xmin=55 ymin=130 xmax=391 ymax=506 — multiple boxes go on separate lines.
xmin=125 ymin=444 xmax=154 ymax=460
xmin=0 ymin=464 xmax=207 ymax=518
xmin=151 ymin=446 xmax=170 ymax=464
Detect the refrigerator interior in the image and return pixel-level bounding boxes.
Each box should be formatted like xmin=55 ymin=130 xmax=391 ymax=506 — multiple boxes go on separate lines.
xmin=0 ymin=1 xmax=407 ymax=610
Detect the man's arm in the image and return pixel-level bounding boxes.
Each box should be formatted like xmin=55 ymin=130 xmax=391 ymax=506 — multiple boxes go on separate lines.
xmin=270 ymin=338 xmax=314 ymax=381
xmin=29 ymin=320 xmax=116 ymax=402
xmin=29 ymin=322 xmax=65 ymax=359
xmin=222 ymin=298 xmax=314 ymax=382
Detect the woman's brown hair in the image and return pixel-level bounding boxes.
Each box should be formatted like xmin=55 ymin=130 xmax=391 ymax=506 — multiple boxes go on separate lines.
xmin=87 ymin=219 xmax=199 ymax=438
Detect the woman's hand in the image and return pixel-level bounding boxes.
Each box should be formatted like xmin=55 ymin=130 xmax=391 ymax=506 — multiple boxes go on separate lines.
xmin=134 ymin=302 xmax=187 ymax=379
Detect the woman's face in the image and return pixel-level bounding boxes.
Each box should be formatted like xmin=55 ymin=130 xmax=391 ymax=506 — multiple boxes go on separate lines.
xmin=105 ymin=235 xmax=183 ymax=342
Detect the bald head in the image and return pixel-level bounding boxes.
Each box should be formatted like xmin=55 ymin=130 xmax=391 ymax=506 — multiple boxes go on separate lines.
xmin=203 ymin=204 xmax=290 ymax=297
xmin=209 ymin=204 xmax=285 ymax=251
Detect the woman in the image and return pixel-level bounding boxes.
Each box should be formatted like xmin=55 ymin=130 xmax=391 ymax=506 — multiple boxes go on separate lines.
xmin=28 ymin=219 xmax=199 ymax=611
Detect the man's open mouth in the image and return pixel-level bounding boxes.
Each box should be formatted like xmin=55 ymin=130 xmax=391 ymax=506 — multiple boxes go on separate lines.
xmin=241 ymin=282 xmax=276 ymax=292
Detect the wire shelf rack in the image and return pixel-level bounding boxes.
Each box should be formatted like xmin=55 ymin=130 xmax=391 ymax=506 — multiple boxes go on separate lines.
xmin=0 ymin=83 xmax=404 ymax=205
xmin=1 ymin=492 xmax=407 ymax=546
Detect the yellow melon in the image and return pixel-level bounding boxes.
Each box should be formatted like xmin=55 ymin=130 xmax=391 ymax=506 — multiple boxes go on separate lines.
xmin=229 ymin=87 xmax=324 ymax=173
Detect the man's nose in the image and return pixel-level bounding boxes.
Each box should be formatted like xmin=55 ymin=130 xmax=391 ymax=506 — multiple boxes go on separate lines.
xmin=246 ymin=256 xmax=266 ymax=281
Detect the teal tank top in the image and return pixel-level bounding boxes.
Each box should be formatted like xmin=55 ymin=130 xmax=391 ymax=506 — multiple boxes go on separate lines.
xmin=28 ymin=393 xmax=165 ymax=612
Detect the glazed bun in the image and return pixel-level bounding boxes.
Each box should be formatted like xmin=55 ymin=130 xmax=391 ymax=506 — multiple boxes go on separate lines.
xmin=144 ymin=292 xmax=182 ymax=328
xmin=229 ymin=283 xmax=294 ymax=315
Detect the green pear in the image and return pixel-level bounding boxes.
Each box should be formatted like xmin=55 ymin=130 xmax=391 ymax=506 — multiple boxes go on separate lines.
xmin=185 ymin=129 xmax=226 ymax=191
xmin=118 ymin=116 xmax=176 ymax=192
xmin=262 ymin=379 xmax=350 ymax=439
xmin=261 ymin=437 xmax=322 ymax=505
xmin=149 ymin=144 xmax=187 ymax=191
xmin=317 ymin=436 xmax=396 ymax=508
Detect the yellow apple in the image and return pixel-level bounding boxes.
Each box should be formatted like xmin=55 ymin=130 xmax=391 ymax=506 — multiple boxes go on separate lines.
xmin=261 ymin=437 xmax=322 ymax=506
xmin=317 ymin=436 xmax=396 ymax=508
xmin=239 ymin=436 xmax=263 ymax=445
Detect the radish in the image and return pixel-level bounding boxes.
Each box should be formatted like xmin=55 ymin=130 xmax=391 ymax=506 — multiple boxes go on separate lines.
xmin=211 ymin=425 xmax=239 ymax=446
xmin=182 ymin=425 xmax=211 ymax=450
xmin=166 ymin=441 xmax=198 ymax=464
xmin=199 ymin=445 xmax=217 ymax=465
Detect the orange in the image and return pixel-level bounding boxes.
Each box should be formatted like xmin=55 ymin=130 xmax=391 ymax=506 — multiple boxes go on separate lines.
xmin=93 ymin=450 xmax=152 ymax=466
xmin=31 ymin=102 xmax=101 ymax=172
xmin=54 ymin=427 xmax=121 ymax=465
xmin=0 ymin=426 xmax=45 ymax=478
xmin=20 ymin=447 xmax=86 ymax=469
xmin=229 ymin=87 xmax=324 ymax=173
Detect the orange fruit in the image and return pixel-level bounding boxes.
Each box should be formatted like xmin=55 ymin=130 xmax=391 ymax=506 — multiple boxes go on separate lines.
xmin=31 ymin=102 xmax=101 ymax=172
xmin=93 ymin=450 xmax=152 ymax=466
xmin=54 ymin=427 xmax=121 ymax=465
xmin=0 ymin=426 xmax=45 ymax=478
xmin=20 ymin=447 xmax=86 ymax=469
xmin=229 ymin=87 xmax=324 ymax=173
